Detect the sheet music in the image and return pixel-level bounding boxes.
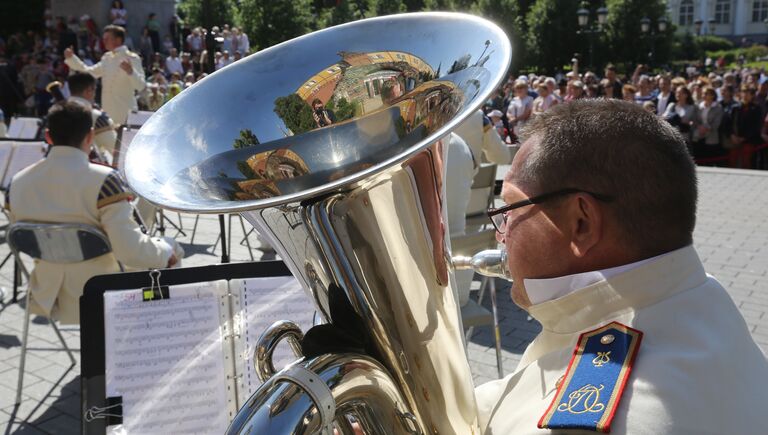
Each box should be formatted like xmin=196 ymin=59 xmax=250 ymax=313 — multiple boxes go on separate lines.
xmin=126 ymin=111 xmax=153 ymax=128
xmin=231 ymin=277 xmax=316 ymax=399
xmin=2 ymin=142 xmax=45 ymax=189
xmin=7 ymin=117 xmax=40 ymax=139
xmin=104 ymin=281 xmax=231 ymax=434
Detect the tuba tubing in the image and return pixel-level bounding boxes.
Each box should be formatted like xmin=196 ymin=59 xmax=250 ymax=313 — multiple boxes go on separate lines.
xmin=124 ymin=12 xmax=512 ymax=435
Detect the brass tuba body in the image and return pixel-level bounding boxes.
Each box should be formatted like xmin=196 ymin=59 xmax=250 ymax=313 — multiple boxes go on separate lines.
xmin=124 ymin=12 xmax=510 ymax=434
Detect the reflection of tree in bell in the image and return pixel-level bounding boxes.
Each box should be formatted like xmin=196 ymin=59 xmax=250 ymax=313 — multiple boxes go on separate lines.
xmin=233 ymin=129 xmax=260 ymax=149
xmin=274 ymin=94 xmax=316 ymax=135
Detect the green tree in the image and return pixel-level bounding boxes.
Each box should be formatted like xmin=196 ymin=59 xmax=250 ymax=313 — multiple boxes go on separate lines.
xmin=524 ymin=0 xmax=582 ymax=73
xmin=233 ymin=129 xmax=260 ymax=149
xmin=273 ymin=94 xmax=316 ymax=135
xmin=473 ymin=0 xmax=521 ymax=72
xmin=376 ymin=0 xmax=406 ymax=15
xmin=177 ymin=0 xmax=238 ymax=29
xmin=237 ymin=0 xmax=314 ymax=51
xmin=604 ymin=0 xmax=673 ymax=68
xmin=327 ymin=97 xmax=358 ymax=122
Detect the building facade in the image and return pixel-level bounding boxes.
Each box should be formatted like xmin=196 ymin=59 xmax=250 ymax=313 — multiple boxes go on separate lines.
xmin=667 ymin=0 xmax=768 ymax=41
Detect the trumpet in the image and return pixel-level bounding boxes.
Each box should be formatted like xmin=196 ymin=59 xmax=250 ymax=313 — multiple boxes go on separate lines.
xmin=123 ymin=12 xmax=511 ymax=434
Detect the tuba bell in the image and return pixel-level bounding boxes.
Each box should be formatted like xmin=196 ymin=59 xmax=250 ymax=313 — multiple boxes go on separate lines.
xmin=123 ymin=12 xmax=511 ymax=434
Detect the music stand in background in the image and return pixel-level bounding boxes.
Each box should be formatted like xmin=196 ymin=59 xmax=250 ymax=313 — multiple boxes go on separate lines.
xmin=7 ymin=117 xmax=43 ymax=140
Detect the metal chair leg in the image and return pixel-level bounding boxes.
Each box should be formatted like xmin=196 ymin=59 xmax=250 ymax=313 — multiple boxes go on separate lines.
xmin=190 ymin=215 xmax=200 ymax=244
xmin=238 ymin=216 xmax=255 ymax=261
xmin=489 ymin=278 xmax=503 ymax=379
xmin=51 ymin=321 xmax=76 ymax=366
xmin=15 ymin=286 xmax=32 ymax=405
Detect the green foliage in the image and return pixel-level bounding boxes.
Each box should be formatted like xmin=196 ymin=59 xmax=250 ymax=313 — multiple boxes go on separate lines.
xmin=273 ymin=94 xmax=316 ymax=135
xmin=603 ymin=0 xmax=672 ymax=67
xmin=376 ymin=0 xmax=406 ymax=14
xmin=473 ymin=0 xmax=520 ymax=70
xmin=233 ymin=129 xmax=260 ymax=149
xmin=177 ymin=0 xmax=238 ymax=29
xmin=237 ymin=0 xmax=313 ymax=51
xmin=236 ymin=160 xmax=257 ymax=178
xmin=707 ymin=46 xmax=768 ymax=65
xmin=696 ymin=35 xmax=734 ymax=52
xmin=327 ymin=97 xmax=358 ymax=122
xmin=524 ymin=0 xmax=581 ymax=73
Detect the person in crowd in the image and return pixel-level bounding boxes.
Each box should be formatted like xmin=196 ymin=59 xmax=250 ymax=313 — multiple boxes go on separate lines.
xmin=693 ymin=86 xmax=724 ymax=165
xmin=146 ymin=13 xmax=161 ymax=56
xmin=138 ymin=27 xmax=154 ymax=69
xmin=506 ymin=80 xmax=533 ymax=140
xmin=565 ymin=80 xmax=585 ymax=102
xmin=532 ymin=81 xmax=558 ymax=116
xmin=162 ymin=35 xmax=173 ymax=54
xmin=216 ymin=50 xmax=232 ymax=70
xmin=146 ymin=82 xmax=165 ymax=111
xmin=621 ymin=84 xmax=636 ymax=102
xmin=33 ymin=56 xmax=54 ymax=116
xmin=233 ymin=51 xmax=243 ymax=62
xmin=180 ymin=51 xmax=193 ymax=74
xmin=222 ymin=29 xmax=233 ymax=54
xmin=66 ymin=72 xmax=117 ymax=160
xmin=0 ymin=54 xmax=22 ymax=120
xmin=64 ymin=25 xmax=145 ymax=125
xmin=109 ymin=0 xmax=127 ymax=26
xmin=6 ymin=102 xmax=181 ymax=324
xmin=232 ymin=27 xmax=250 ymax=54
xmin=663 ymin=86 xmax=698 ymax=147
xmin=183 ymin=71 xmax=196 ymax=89
xmin=186 ymin=28 xmax=203 ymax=55
xmin=719 ymin=84 xmax=740 ymax=150
xmin=476 ymin=99 xmax=768 ymax=434
xmin=603 ymin=63 xmax=623 ymax=98
xmin=487 ymin=109 xmax=506 ymax=141
xmin=731 ymin=84 xmax=763 ymax=168
xmin=165 ymin=47 xmax=183 ymax=76
xmin=599 ymin=78 xmax=615 ymax=99
xmin=634 ymin=75 xmax=654 ymax=104
xmin=656 ymin=75 xmax=676 ymax=115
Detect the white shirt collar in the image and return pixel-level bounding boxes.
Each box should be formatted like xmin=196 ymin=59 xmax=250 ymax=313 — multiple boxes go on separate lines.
xmin=68 ymin=95 xmax=92 ymax=109
xmin=524 ymin=250 xmax=674 ymax=305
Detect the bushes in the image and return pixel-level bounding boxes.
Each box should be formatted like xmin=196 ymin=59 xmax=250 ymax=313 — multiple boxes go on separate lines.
xmin=697 ymin=35 xmax=734 ymax=52
xmin=707 ymin=46 xmax=768 ymax=64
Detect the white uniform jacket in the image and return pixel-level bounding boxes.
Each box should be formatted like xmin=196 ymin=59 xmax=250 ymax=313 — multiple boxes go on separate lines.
xmin=69 ymin=96 xmax=118 ymax=155
xmin=453 ymin=110 xmax=513 ymax=167
xmin=7 ymin=146 xmax=172 ymax=324
xmin=65 ymin=46 xmax=145 ymax=125
xmin=475 ymin=246 xmax=768 ymax=434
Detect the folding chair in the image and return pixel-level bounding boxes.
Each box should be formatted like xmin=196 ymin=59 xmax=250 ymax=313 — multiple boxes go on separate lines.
xmin=452 ymin=228 xmax=503 ymax=378
xmin=7 ymin=221 xmax=121 ymax=405
xmin=465 ymin=163 xmax=498 ymax=231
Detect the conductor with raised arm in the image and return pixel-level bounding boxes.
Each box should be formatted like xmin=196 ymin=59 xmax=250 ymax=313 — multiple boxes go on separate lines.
xmin=64 ymin=25 xmax=145 ymax=125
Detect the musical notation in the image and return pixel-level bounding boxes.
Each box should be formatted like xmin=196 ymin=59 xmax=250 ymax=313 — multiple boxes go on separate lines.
xmin=104 ymin=281 xmax=230 ymax=433
xmin=232 ymin=277 xmax=315 ymax=397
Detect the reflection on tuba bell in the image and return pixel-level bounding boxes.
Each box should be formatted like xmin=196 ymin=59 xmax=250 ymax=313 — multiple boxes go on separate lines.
xmin=123 ymin=12 xmax=511 ymax=434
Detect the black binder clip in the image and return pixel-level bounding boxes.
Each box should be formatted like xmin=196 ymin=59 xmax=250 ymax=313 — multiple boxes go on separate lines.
xmin=84 ymin=396 xmax=123 ymax=425
xmin=142 ymin=269 xmax=169 ymax=301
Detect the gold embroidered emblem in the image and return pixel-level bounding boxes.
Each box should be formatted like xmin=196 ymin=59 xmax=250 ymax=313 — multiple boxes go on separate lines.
xmin=557 ymin=384 xmax=606 ymax=414
xmin=592 ymin=351 xmax=611 ymax=367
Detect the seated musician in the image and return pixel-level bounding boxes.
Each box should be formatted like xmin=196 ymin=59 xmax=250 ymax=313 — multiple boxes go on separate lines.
xmin=66 ymin=72 xmax=118 ymax=162
xmin=5 ymin=102 xmax=179 ymax=324
xmin=476 ymin=99 xmax=768 ymax=434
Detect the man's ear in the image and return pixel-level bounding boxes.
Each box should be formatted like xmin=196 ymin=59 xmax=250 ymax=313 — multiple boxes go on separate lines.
xmin=44 ymin=129 xmax=53 ymax=145
xmin=568 ymin=194 xmax=603 ymax=258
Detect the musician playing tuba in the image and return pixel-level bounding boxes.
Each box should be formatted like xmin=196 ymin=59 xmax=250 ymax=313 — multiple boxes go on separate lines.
xmin=475 ymin=99 xmax=768 ymax=434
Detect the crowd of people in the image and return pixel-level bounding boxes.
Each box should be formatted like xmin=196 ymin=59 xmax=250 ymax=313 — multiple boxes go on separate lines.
xmin=0 ymin=4 xmax=251 ymax=122
xmin=483 ymin=60 xmax=768 ymax=170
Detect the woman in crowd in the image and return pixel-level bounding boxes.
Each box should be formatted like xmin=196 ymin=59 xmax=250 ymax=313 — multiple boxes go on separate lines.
xmin=663 ymin=86 xmax=699 ymax=147
xmin=731 ymin=84 xmax=763 ymax=168
xmin=109 ymin=1 xmax=127 ymax=26
xmin=693 ymin=86 xmax=724 ymax=165
xmin=506 ymin=80 xmax=533 ymax=141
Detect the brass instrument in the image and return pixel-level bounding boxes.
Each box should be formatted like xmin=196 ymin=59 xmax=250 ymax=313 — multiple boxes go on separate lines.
xmin=123 ymin=12 xmax=510 ymax=434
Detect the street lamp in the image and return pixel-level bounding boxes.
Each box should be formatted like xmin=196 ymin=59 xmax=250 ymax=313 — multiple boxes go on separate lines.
xmin=694 ymin=19 xmax=703 ymax=35
xmin=708 ymin=18 xmax=716 ymax=35
xmin=577 ymin=3 xmax=609 ymax=69
xmin=640 ymin=16 xmax=669 ymax=67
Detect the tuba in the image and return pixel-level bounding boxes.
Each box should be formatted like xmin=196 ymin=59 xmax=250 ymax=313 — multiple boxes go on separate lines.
xmin=124 ymin=12 xmax=510 ymax=434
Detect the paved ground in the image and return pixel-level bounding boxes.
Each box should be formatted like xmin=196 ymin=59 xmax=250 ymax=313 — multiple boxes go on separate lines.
xmin=0 ymin=167 xmax=766 ymax=434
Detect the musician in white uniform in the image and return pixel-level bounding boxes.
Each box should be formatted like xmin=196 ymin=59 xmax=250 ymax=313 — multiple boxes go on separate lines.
xmin=66 ymin=72 xmax=117 ymax=159
xmin=64 ymin=25 xmax=145 ymax=125
xmin=6 ymin=102 xmax=178 ymax=324
xmin=476 ymin=99 xmax=768 ymax=434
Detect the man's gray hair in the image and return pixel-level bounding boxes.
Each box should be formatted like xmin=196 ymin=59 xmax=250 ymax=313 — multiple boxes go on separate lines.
xmin=516 ymin=99 xmax=698 ymax=257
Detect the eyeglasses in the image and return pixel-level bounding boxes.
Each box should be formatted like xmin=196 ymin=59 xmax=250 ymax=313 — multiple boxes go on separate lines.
xmin=486 ymin=188 xmax=614 ymax=234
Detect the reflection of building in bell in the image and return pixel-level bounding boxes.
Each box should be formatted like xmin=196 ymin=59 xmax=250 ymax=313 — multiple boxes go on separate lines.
xmin=234 ymin=179 xmax=280 ymax=199
xmin=295 ymin=51 xmax=434 ymax=108
xmin=246 ymin=149 xmax=310 ymax=181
